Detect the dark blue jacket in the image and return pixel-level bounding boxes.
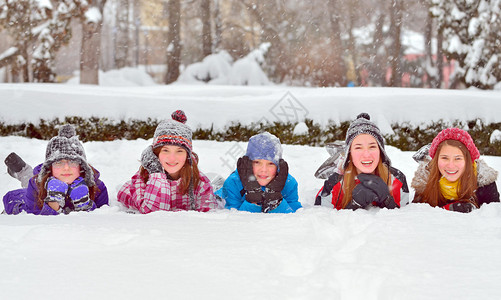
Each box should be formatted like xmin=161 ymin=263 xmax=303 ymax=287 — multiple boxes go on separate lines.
xmin=3 ymin=164 xmax=108 ymax=215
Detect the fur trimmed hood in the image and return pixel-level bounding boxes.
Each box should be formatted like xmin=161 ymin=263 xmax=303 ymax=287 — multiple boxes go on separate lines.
xmin=411 ymin=157 xmax=498 ymax=194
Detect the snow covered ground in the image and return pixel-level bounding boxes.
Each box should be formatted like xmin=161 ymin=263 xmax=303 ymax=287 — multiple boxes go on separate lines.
xmin=1 ymin=78 xmax=501 ymax=299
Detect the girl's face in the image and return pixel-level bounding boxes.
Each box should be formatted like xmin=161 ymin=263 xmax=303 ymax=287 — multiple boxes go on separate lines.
xmin=350 ymin=134 xmax=380 ymax=174
xmin=252 ymin=159 xmax=278 ymax=186
xmin=437 ymin=144 xmax=466 ymax=182
xmin=158 ymin=145 xmax=187 ymax=179
xmin=51 ymin=159 xmax=81 ymax=184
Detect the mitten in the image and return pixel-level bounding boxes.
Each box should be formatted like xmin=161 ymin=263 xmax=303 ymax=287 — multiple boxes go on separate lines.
xmin=345 ymin=183 xmax=377 ymax=210
xmin=69 ymin=177 xmax=94 ymax=212
xmin=357 ymin=173 xmax=397 ymax=209
xmin=5 ymin=152 xmax=33 ymax=188
xmin=444 ymin=201 xmax=476 ymax=213
xmin=262 ymin=159 xmax=289 ymax=213
xmin=45 ymin=177 xmax=69 ymax=208
xmin=141 ymin=146 xmax=164 ymax=174
xmin=237 ymin=156 xmax=263 ymax=204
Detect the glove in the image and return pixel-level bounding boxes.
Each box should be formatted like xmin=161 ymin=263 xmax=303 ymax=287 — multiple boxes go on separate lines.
xmin=345 ymin=183 xmax=377 ymax=210
xmin=141 ymin=146 xmax=164 ymax=174
xmin=445 ymin=201 xmax=476 ymax=213
xmin=45 ymin=177 xmax=69 ymax=208
xmin=357 ymin=173 xmax=397 ymax=209
xmin=69 ymin=177 xmax=94 ymax=212
xmin=237 ymin=156 xmax=263 ymax=204
xmin=262 ymin=159 xmax=288 ymax=213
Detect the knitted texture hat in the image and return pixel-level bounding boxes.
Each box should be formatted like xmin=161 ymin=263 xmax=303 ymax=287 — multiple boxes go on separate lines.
xmin=429 ymin=128 xmax=480 ymax=161
xmin=38 ymin=125 xmax=95 ymax=186
xmin=342 ymin=113 xmax=390 ymax=169
xmin=152 ymin=110 xmax=193 ymax=159
xmin=245 ymin=132 xmax=283 ymax=167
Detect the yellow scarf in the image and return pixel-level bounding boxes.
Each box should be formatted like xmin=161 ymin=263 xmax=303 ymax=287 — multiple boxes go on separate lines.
xmin=438 ymin=162 xmax=477 ymax=200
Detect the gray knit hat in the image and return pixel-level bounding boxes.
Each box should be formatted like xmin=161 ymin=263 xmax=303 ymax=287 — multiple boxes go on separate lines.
xmin=342 ymin=113 xmax=390 ymax=169
xmin=38 ymin=125 xmax=95 ymax=186
xmin=152 ymin=110 xmax=194 ymax=163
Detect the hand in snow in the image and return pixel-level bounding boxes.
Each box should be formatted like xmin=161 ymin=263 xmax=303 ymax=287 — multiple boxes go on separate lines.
xmin=141 ymin=146 xmax=164 ymax=174
xmin=447 ymin=201 xmax=477 ymax=213
xmin=45 ymin=177 xmax=69 ymax=210
xmin=357 ymin=173 xmax=396 ymax=209
xmin=237 ymin=156 xmax=262 ymax=204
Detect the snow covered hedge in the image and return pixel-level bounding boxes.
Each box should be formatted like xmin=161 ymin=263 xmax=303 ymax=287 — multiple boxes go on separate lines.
xmin=2 ymin=117 xmax=501 ymax=156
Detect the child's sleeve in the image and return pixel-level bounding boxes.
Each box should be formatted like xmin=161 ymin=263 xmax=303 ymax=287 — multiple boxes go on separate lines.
xmin=194 ymin=175 xmax=218 ymax=212
xmin=94 ymin=179 xmax=109 ymax=208
xmin=117 ymin=172 xmax=171 ymax=214
xmin=221 ymin=171 xmax=261 ymax=212
xmin=275 ymin=174 xmax=302 ymax=212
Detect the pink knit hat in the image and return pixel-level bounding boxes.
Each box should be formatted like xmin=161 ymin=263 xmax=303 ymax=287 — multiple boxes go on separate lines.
xmin=429 ymin=128 xmax=480 ymax=161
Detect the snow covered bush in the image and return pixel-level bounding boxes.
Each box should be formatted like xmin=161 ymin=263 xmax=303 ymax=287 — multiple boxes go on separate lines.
xmin=176 ymin=43 xmax=272 ymax=85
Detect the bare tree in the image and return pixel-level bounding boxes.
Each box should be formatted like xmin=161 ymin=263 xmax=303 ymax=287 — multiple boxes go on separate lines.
xmin=165 ymin=0 xmax=182 ymax=84
xmin=388 ymin=0 xmax=403 ymax=87
xmin=115 ymin=0 xmax=130 ymax=69
xmin=327 ymin=0 xmax=347 ymax=86
xmin=80 ymin=0 xmax=107 ymax=84
xmin=201 ymin=0 xmax=212 ymax=57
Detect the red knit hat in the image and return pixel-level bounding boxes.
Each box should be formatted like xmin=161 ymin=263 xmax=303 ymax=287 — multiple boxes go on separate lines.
xmin=429 ymin=128 xmax=480 ymax=161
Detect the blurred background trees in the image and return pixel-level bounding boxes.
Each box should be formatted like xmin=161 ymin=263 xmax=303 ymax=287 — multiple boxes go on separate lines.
xmin=0 ymin=0 xmax=499 ymax=89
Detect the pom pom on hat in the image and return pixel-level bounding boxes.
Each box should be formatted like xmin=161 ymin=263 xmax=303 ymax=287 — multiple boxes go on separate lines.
xmin=429 ymin=128 xmax=480 ymax=161
xmin=58 ymin=124 xmax=76 ymax=138
xmin=172 ymin=110 xmax=187 ymax=124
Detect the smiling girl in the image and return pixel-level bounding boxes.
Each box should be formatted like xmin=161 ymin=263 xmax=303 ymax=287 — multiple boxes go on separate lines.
xmin=117 ymin=110 xmax=217 ymax=213
xmin=315 ymin=113 xmax=409 ymax=210
xmin=411 ymin=128 xmax=499 ymax=213
xmin=3 ymin=125 xmax=109 ymax=215
xmin=216 ymin=132 xmax=302 ymax=213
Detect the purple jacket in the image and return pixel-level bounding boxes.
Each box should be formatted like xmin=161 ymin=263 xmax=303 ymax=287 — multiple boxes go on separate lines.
xmin=3 ymin=164 xmax=109 ymax=215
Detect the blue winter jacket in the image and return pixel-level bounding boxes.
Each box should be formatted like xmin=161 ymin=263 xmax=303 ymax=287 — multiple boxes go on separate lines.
xmin=216 ymin=170 xmax=302 ymax=213
xmin=3 ymin=164 xmax=109 ymax=215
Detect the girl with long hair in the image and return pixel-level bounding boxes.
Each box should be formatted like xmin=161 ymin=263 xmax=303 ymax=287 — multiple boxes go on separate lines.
xmin=412 ymin=128 xmax=499 ymax=212
xmin=315 ymin=113 xmax=409 ymax=210
xmin=3 ymin=125 xmax=108 ymax=215
xmin=117 ymin=110 xmax=217 ymax=213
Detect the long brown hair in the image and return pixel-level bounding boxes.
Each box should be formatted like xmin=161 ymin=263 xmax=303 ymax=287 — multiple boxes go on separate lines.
xmin=340 ymin=152 xmax=391 ymax=209
xmin=36 ymin=165 xmax=99 ymax=208
xmin=414 ymin=140 xmax=478 ymax=207
xmin=139 ymin=147 xmax=200 ymax=195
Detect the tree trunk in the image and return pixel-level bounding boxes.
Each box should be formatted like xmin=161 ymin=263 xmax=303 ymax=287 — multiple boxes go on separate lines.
xmin=327 ymin=0 xmax=347 ymax=86
xmin=389 ymin=0 xmax=403 ymax=87
xmin=80 ymin=1 xmax=107 ymax=85
xmin=214 ymin=0 xmax=222 ymax=52
xmin=115 ymin=0 xmax=130 ymax=69
xmin=165 ymin=0 xmax=182 ymax=84
xmin=201 ymin=0 xmax=212 ymax=57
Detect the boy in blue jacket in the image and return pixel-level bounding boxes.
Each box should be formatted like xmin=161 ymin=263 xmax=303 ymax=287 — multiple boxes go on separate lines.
xmin=216 ymin=132 xmax=301 ymax=213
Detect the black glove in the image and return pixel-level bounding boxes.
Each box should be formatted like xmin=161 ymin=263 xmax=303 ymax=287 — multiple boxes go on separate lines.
xmin=237 ymin=156 xmax=263 ymax=204
xmin=345 ymin=183 xmax=377 ymax=210
xmin=357 ymin=173 xmax=397 ymax=209
xmin=447 ymin=201 xmax=476 ymax=213
xmin=262 ymin=159 xmax=288 ymax=213
xmin=141 ymin=146 xmax=164 ymax=174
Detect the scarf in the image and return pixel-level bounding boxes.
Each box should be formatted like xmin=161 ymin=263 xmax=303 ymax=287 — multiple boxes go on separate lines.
xmin=438 ymin=162 xmax=477 ymax=200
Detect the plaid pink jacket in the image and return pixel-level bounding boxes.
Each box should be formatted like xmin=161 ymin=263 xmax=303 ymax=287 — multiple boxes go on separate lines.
xmin=117 ymin=171 xmax=217 ymax=213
